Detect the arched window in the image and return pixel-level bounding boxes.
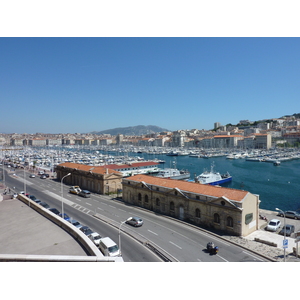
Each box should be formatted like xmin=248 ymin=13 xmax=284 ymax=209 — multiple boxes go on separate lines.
xmin=138 ymin=193 xmax=142 ymax=202
xmin=195 ymin=208 xmax=201 ymax=218
xmin=227 ymin=216 xmax=233 ymax=227
xmin=170 ymin=201 xmax=175 ymax=211
xmin=145 ymin=194 xmax=149 ymax=203
xmin=156 ymin=198 xmax=160 ymax=206
xmin=214 ymin=213 xmax=220 ymax=224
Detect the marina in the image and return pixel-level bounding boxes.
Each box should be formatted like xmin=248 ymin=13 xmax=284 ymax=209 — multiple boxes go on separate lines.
xmin=1 ymin=145 xmax=300 ymax=212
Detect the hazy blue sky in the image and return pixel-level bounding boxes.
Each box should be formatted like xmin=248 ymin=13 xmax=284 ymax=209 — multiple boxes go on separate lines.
xmin=1 ymin=37 xmax=299 ymax=134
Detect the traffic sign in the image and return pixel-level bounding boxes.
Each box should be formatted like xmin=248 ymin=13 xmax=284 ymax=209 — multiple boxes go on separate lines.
xmin=283 ymin=239 xmax=288 ymax=248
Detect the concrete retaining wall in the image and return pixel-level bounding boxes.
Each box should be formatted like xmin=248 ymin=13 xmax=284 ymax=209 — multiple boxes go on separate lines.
xmin=16 ymin=194 xmax=123 ymax=262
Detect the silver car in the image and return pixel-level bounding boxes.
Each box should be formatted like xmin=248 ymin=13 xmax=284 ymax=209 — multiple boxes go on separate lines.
xmin=266 ymin=219 xmax=281 ymax=232
xmin=126 ymin=217 xmax=143 ymax=227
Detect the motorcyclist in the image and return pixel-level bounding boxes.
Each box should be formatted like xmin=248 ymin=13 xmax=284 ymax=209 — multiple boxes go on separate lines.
xmin=207 ymin=242 xmax=214 ymax=250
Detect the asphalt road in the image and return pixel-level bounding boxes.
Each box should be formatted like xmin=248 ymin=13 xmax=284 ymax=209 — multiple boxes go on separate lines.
xmin=4 ymin=168 xmax=269 ymax=262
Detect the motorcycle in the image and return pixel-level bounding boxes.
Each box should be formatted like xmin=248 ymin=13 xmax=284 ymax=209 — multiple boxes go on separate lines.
xmin=259 ymin=214 xmax=268 ymax=221
xmin=206 ymin=242 xmax=219 ymax=255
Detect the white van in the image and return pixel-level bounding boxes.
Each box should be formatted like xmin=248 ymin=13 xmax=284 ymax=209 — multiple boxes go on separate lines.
xmin=99 ymin=237 xmax=120 ymax=257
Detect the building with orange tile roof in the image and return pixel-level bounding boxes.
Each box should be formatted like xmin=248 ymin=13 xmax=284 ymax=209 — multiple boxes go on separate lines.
xmin=56 ymin=163 xmax=123 ymax=195
xmin=122 ymin=175 xmax=260 ymax=236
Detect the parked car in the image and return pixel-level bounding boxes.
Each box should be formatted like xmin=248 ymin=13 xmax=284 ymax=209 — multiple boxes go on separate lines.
xmin=29 ymin=174 xmax=36 ymax=178
xmin=39 ymin=201 xmax=50 ymax=209
xmin=278 ymin=211 xmax=300 ymax=220
xmin=49 ymin=208 xmax=60 ymax=215
xmin=126 ymin=217 xmax=143 ymax=227
xmin=99 ymin=237 xmax=120 ymax=257
xmin=266 ymin=219 xmax=281 ymax=232
xmin=29 ymin=195 xmax=37 ymax=201
xmin=80 ymin=226 xmax=94 ymax=236
xmin=68 ymin=219 xmax=83 ymax=229
xmin=40 ymin=174 xmax=47 ymax=179
xmin=88 ymin=232 xmax=102 ymax=246
xmin=59 ymin=213 xmax=70 ymax=221
xmin=279 ymin=224 xmax=295 ymax=236
xmin=31 ymin=198 xmax=42 ymax=204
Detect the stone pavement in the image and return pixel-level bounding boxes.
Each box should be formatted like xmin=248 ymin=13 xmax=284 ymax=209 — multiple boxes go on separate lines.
xmin=224 ymin=209 xmax=300 ymax=262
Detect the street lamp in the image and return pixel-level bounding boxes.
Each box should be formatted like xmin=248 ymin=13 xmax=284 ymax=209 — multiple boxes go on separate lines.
xmin=276 ymin=207 xmax=286 ymax=262
xmin=118 ymin=217 xmax=132 ymax=255
xmin=61 ymin=173 xmax=71 ymax=218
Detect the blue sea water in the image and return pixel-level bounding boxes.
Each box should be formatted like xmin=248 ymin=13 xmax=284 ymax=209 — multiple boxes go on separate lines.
xmin=117 ymin=152 xmax=300 ymax=212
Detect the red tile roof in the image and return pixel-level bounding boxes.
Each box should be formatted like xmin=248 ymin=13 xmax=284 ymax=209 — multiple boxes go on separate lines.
xmin=58 ymin=162 xmax=122 ymax=175
xmin=103 ymin=161 xmax=159 ymax=170
xmin=124 ymin=175 xmax=248 ymax=202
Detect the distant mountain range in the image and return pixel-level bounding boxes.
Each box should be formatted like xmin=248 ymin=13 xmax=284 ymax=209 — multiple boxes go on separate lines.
xmin=91 ymin=125 xmax=169 ymax=136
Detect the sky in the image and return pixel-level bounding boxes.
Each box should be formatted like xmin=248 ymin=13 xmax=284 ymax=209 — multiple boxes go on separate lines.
xmin=1 ymin=4 xmax=300 ymax=134
xmin=0 ymin=0 xmax=300 ymax=133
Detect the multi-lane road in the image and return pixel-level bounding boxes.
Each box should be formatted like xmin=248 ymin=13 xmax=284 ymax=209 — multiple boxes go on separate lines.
xmin=4 ymin=169 xmax=270 ymax=262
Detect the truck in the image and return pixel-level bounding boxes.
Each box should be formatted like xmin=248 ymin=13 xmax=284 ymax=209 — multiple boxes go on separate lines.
xmin=69 ymin=186 xmax=82 ymax=195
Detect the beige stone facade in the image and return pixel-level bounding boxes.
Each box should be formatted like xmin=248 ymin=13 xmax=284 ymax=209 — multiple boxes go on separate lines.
xmin=122 ymin=175 xmax=260 ymax=237
xmin=56 ymin=163 xmax=123 ymax=195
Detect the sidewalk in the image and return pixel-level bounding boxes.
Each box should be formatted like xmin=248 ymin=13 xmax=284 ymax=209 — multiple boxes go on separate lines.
xmin=224 ymin=209 xmax=300 ymax=262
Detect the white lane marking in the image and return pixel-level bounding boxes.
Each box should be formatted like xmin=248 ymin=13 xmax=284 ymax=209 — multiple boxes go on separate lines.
xmin=86 ymin=202 xmax=92 ymax=206
xmin=118 ymin=208 xmax=127 ymax=213
xmin=217 ymin=254 xmax=229 ymax=262
xmin=148 ymin=230 xmax=158 ymax=236
xmin=169 ymin=241 xmax=182 ymax=249
xmin=97 ymin=207 xmax=103 ymax=211
xmin=109 ymin=205 xmax=116 ymax=208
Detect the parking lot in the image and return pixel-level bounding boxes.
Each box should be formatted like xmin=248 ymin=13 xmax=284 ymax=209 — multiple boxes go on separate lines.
xmin=248 ymin=209 xmax=300 ymax=254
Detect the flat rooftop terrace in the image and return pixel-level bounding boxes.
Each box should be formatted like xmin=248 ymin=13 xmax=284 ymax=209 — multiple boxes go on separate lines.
xmin=0 ymin=197 xmax=88 ymax=257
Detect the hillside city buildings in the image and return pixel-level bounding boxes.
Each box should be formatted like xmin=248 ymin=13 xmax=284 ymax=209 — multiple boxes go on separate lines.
xmin=1 ymin=116 xmax=300 ymax=149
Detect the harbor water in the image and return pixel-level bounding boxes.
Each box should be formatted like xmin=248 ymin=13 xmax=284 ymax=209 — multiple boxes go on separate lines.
xmin=7 ymin=146 xmax=299 ymax=213
xmin=108 ymin=151 xmax=300 ymax=212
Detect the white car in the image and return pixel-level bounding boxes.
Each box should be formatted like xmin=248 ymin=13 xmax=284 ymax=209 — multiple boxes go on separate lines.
xmin=88 ymin=232 xmax=102 ymax=246
xmin=266 ymin=219 xmax=281 ymax=232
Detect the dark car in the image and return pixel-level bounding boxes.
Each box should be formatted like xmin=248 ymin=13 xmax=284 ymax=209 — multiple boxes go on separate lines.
xmin=49 ymin=208 xmax=60 ymax=215
xmin=78 ymin=190 xmax=91 ymax=198
xmin=126 ymin=217 xmax=143 ymax=227
xmin=31 ymin=198 xmax=42 ymax=204
xmin=39 ymin=201 xmax=50 ymax=209
xmin=279 ymin=224 xmax=295 ymax=236
xmin=40 ymin=174 xmax=47 ymax=179
xmin=80 ymin=226 xmax=94 ymax=236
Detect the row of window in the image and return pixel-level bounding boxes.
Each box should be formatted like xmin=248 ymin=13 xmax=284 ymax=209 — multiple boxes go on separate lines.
xmin=137 ymin=194 xmax=234 ymax=227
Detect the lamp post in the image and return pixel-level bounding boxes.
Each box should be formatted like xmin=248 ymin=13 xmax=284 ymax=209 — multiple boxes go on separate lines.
xmin=276 ymin=207 xmax=286 ymax=262
xmin=61 ymin=173 xmax=71 ymax=218
xmin=118 ymin=217 xmax=132 ymax=255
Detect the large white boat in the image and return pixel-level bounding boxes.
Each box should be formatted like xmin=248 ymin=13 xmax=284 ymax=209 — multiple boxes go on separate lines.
xmin=156 ymin=168 xmax=190 ymax=180
xmin=195 ymin=163 xmax=232 ymax=185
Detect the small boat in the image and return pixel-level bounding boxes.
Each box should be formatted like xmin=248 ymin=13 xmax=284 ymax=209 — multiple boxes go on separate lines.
xmin=166 ymin=151 xmax=178 ymax=156
xmin=156 ymin=168 xmax=190 ymax=180
xmin=273 ymin=161 xmax=281 ymax=166
xmin=195 ymin=162 xmax=232 ymax=185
